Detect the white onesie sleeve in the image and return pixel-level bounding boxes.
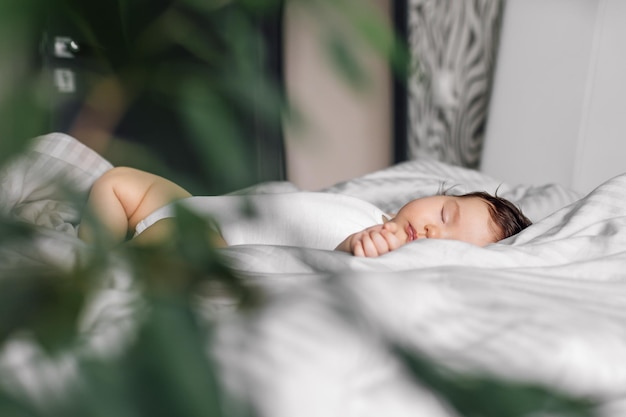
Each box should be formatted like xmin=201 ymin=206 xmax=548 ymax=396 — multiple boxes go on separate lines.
xmin=134 ymin=192 xmax=386 ymax=250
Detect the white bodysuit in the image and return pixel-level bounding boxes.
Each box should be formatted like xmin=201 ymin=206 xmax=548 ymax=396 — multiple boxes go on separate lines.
xmin=135 ymin=192 xmax=387 ymax=250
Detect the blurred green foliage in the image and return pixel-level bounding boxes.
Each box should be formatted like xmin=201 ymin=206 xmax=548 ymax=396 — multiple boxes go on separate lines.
xmin=395 ymin=346 xmax=596 ymax=417
xmin=0 ymin=1 xmax=598 ymax=416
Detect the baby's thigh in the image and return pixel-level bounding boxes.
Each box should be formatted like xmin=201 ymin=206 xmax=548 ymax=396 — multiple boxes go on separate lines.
xmin=101 ymin=167 xmax=191 ymax=228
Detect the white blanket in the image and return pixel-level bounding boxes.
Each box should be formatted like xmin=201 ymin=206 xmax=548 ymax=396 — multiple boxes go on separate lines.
xmin=2 ymin=133 xmax=625 ymax=417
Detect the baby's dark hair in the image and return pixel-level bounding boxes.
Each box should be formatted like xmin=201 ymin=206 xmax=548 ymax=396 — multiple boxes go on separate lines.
xmin=459 ymin=191 xmax=532 ymax=241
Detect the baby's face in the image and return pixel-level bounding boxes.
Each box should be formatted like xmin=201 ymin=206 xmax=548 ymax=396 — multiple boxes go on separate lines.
xmin=386 ymin=195 xmax=499 ymax=247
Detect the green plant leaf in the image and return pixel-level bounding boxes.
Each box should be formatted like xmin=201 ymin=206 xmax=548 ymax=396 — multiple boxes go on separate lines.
xmin=394 ymin=346 xmax=597 ymax=417
xmin=0 ymin=269 xmax=86 ymax=353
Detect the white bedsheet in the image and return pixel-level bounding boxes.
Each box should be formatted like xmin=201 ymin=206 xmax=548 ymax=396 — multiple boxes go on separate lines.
xmin=1 ymin=133 xmax=625 ymax=417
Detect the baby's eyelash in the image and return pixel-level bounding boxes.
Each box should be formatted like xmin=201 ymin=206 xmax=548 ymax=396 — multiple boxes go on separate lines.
xmin=441 ymin=206 xmax=445 ymax=223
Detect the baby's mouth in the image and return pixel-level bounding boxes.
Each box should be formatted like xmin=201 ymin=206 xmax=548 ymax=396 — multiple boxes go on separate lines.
xmin=406 ymin=224 xmax=417 ymax=242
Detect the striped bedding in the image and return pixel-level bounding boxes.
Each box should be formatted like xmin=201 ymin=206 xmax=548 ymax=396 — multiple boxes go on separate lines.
xmin=2 ymin=133 xmax=626 ymax=416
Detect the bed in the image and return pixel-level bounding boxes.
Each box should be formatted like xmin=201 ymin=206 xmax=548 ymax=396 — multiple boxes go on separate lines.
xmin=1 ymin=132 xmax=626 ymax=417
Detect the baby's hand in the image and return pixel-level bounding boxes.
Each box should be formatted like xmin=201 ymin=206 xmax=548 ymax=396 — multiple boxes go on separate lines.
xmin=335 ymin=222 xmax=404 ymax=257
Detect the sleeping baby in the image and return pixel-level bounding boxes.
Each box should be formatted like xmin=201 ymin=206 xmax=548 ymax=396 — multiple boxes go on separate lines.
xmin=78 ymin=167 xmax=531 ymax=257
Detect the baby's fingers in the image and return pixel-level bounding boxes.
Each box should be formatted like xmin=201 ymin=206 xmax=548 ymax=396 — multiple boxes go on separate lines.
xmin=360 ymin=233 xmax=382 ymax=257
xmin=350 ymin=233 xmax=379 ymax=257
xmin=380 ymin=229 xmax=403 ymax=251
xmin=350 ymin=232 xmax=369 ymax=257
xmin=369 ymin=231 xmax=392 ymax=256
xmin=352 ymin=240 xmax=365 ymax=257
xmin=356 ymin=231 xmax=392 ymax=257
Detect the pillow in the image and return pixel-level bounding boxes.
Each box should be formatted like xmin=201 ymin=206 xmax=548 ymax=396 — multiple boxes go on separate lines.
xmin=322 ymin=157 xmax=581 ymax=223
xmin=0 ymin=132 xmax=113 ymax=232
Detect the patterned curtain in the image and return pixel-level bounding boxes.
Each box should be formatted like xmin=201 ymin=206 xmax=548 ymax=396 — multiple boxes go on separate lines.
xmin=406 ymin=0 xmax=503 ymax=168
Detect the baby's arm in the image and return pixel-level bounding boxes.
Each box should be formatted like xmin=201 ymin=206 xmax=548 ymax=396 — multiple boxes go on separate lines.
xmin=78 ymin=166 xmax=191 ymax=245
xmin=335 ymin=222 xmax=404 ymax=257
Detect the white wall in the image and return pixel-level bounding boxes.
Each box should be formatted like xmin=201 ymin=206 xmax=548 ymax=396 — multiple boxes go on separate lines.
xmin=482 ymin=0 xmax=626 ymax=195
xmin=283 ymin=0 xmax=393 ymax=190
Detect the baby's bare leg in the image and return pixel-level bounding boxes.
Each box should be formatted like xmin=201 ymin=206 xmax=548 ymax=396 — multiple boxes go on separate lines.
xmin=78 ymin=166 xmax=191 ymax=245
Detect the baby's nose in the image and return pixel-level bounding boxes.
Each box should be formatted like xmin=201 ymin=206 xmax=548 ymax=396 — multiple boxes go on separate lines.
xmin=425 ymin=225 xmax=440 ymax=239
